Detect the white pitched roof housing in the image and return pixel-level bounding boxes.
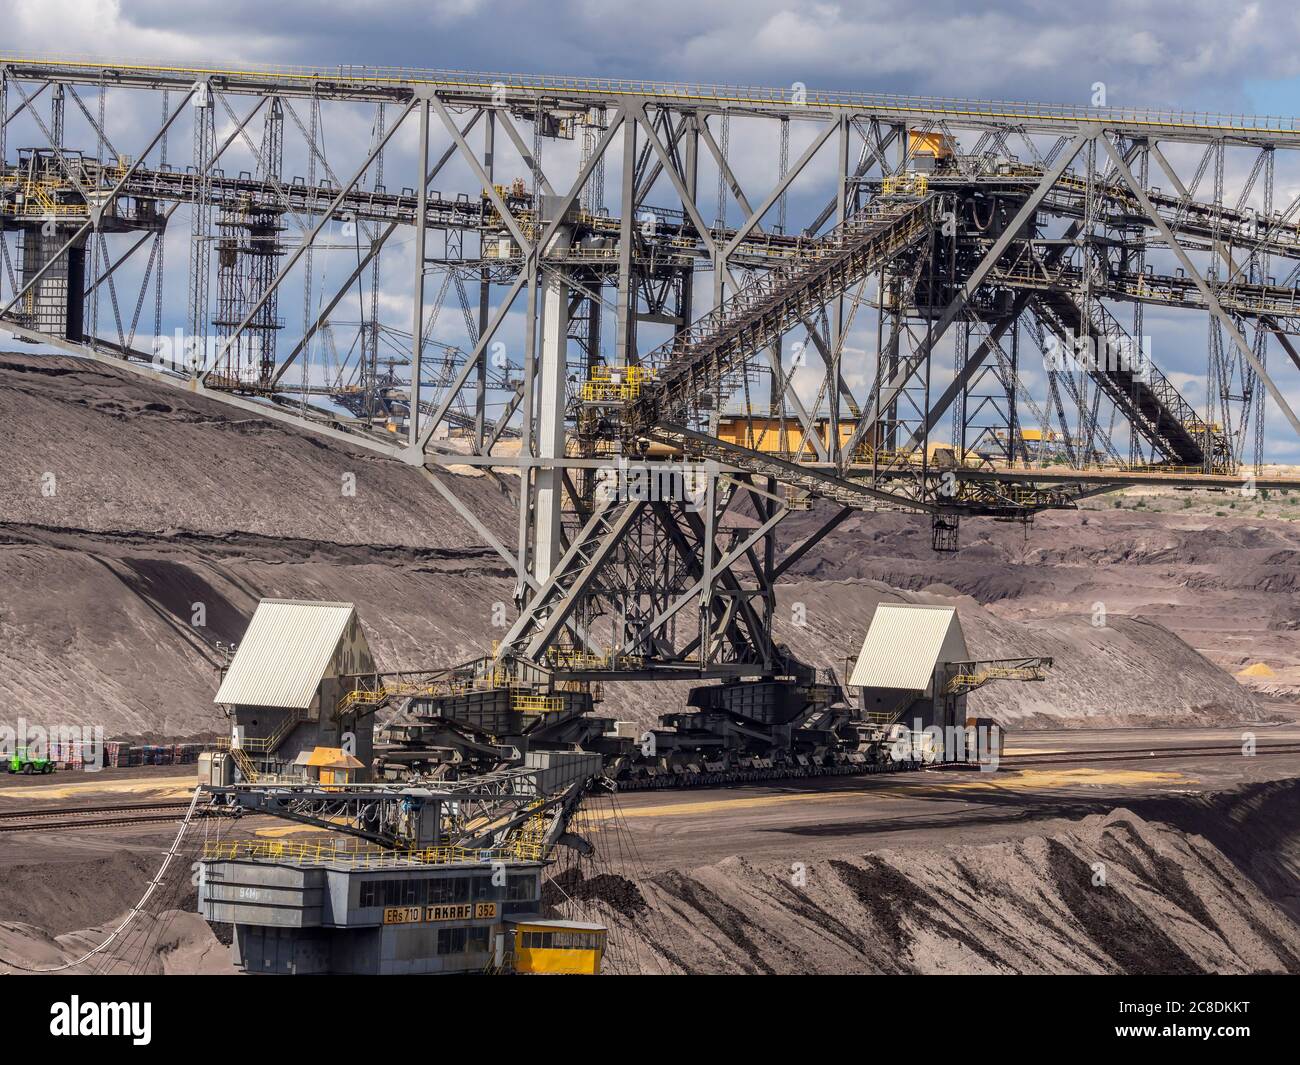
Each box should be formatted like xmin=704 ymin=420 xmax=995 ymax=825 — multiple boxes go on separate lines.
xmin=214 ymin=599 xmax=361 ymax=709
xmin=849 ymin=603 xmax=969 ymax=693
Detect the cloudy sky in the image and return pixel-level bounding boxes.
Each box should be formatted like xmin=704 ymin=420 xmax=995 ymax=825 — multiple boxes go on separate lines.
xmin=5 ymin=0 xmax=1300 ymax=111
xmin=4 ymin=1 xmax=1300 ymax=460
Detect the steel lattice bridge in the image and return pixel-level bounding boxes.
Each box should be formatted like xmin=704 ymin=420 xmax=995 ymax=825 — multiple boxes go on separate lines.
xmin=4 ymin=53 xmax=1300 ymax=684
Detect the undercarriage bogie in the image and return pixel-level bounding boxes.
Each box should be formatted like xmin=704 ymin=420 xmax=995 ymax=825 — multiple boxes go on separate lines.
xmin=377 ymin=671 xmax=942 ymax=790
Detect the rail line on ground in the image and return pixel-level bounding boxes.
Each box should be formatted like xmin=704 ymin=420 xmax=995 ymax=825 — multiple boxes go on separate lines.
xmin=987 ymin=742 xmax=1300 ymax=769
xmin=0 ymin=799 xmax=220 ymax=833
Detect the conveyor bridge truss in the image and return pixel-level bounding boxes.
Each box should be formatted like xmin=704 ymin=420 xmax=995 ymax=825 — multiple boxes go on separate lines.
xmin=4 ymin=55 xmax=1300 ymax=681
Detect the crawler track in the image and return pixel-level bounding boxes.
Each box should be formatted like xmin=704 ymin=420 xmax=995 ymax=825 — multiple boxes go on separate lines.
xmin=617 ymin=741 xmax=1300 ymax=791
xmin=613 ymin=758 xmax=923 ymax=792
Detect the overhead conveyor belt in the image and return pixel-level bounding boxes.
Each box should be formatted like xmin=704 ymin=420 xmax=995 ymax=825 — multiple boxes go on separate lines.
xmin=1030 ymin=287 xmax=1229 ymax=469
xmin=7 ymin=55 xmax=1300 ymax=141
xmin=628 ymin=195 xmax=938 ymax=435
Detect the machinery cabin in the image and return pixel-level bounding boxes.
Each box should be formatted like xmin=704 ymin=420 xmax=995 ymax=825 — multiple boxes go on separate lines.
xmin=208 ymin=599 xmax=379 ymax=784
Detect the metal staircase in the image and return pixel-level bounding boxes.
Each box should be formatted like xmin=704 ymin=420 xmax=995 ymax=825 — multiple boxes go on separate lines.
xmin=1031 ymin=290 xmax=1230 ymax=469
xmin=216 ymin=706 xmax=315 ymax=783
xmin=227 ymin=744 xmax=261 ymax=784
xmin=216 ymin=706 xmax=309 ymax=756
xmin=861 ymin=698 xmax=913 ymax=729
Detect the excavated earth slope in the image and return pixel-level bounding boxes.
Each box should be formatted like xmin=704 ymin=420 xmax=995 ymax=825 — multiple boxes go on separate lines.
xmin=559 ymin=778 xmax=1300 ymax=975
xmin=0 ymin=349 xmax=1283 ymax=735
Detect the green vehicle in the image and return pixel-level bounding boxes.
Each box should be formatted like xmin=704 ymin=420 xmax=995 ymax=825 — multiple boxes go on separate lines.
xmin=7 ymin=747 xmax=54 ymax=774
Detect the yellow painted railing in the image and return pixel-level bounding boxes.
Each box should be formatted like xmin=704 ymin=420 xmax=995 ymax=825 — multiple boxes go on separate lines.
xmin=945 ymin=665 xmax=1046 ymax=694
xmin=202 ymin=837 xmax=545 ymax=866
xmin=226 ymin=745 xmax=261 ymax=784
xmin=215 ymin=707 xmax=309 ymax=754
xmin=0 ymin=179 xmax=88 ymax=217
xmin=336 ymin=679 xmax=454 ymax=713
xmin=880 ymin=173 xmax=929 ymax=197
xmin=511 ymin=693 xmax=566 ymax=714
xmin=545 ymin=647 xmax=645 ymax=671
xmin=580 ymin=364 xmax=653 ymax=403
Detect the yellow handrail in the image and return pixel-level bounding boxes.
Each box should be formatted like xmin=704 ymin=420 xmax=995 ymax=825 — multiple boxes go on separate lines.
xmin=202 ymin=837 xmax=545 ymax=866
xmin=945 ymin=665 xmax=1046 ymax=694
xmin=580 ymin=364 xmax=654 ymax=403
xmin=227 ymin=745 xmax=261 ymax=784
xmin=880 ymin=173 xmax=929 ymax=197
xmin=511 ymin=693 xmax=565 ymax=714
xmin=215 ymin=707 xmax=309 ymax=754
xmin=336 ymin=680 xmax=449 ymax=714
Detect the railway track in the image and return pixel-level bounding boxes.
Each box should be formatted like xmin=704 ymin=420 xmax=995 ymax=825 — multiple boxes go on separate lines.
xmin=0 ymin=799 xmax=225 ymax=833
xmin=989 ymin=742 xmax=1300 ymax=769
